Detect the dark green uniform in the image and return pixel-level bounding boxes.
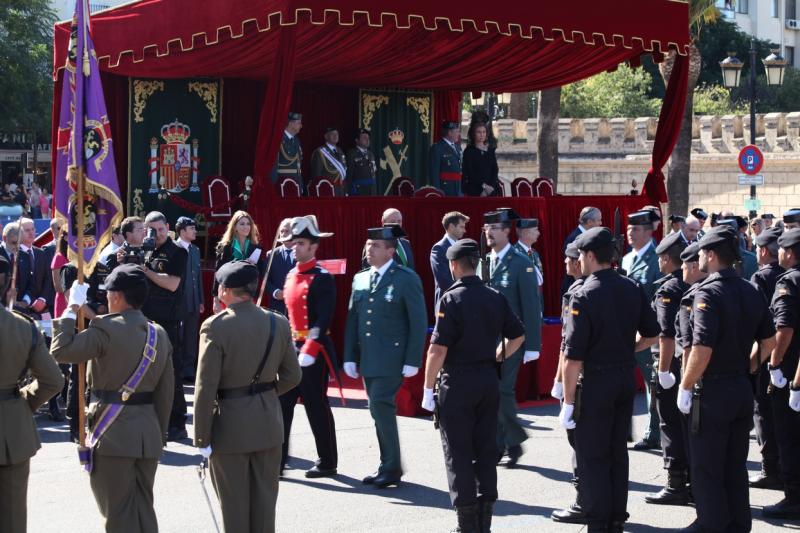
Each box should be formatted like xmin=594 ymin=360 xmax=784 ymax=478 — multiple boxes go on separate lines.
xmin=271 ymin=132 xmax=303 ymax=190
xmin=346 ymin=146 xmax=377 ymax=196
xmin=428 ymin=138 xmax=462 ymax=196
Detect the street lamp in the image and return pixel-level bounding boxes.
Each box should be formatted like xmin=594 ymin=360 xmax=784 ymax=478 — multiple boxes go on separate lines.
xmin=470 ymin=92 xmax=512 ymax=120
xmin=720 ymin=39 xmax=787 ymax=218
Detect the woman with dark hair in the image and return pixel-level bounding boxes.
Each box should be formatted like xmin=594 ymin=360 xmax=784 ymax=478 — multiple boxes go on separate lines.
xmin=462 ymin=122 xmax=501 ymax=197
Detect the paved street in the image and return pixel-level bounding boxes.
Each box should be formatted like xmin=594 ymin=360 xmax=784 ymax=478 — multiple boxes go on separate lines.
xmin=28 ymin=390 xmax=792 ymax=532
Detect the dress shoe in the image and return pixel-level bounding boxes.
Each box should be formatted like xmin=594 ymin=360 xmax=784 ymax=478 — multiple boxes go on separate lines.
xmin=372 ymin=471 xmax=402 ymax=488
xmin=362 ymin=471 xmax=379 ymax=484
xmin=305 ymin=466 xmax=337 ymax=478
xmin=506 ymin=445 xmax=523 ymax=467
xmin=631 ymin=438 xmax=659 ymax=451
xmin=762 ymin=496 xmax=800 ymax=519
xmin=167 ymin=426 xmax=188 ymax=442
xmin=551 ymin=503 xmax=588 ymax=524
xmin=749 ymin=469 xmax=782 ymax=490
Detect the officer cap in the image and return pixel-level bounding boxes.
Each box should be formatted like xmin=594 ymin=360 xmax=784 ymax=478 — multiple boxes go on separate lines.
xmin=690 ymin=208 xmax=708 ymax=220
xmin=574 ymin=227 xmax=614 ymax=252
xmin=755 ymin=226 xmax=783 ymax=247
xmin=368 ymin=224 xmax=406 ymax=240
xmin=324 ymin=126 xmax=338 ymax=134
xmin=214 ymin=260 xmax=258 ymax=289
xmin=777 ymin=228 xmax=800 ymax=249
xmin=565 ymin=242 xmax=580 ymax=260
xmin=763 ymin=213 xmax=775 ymax=220
xmin=446 ymin=239 xmax=481 ymax=260
xmin=655 ymin=230 xmax=688 ymax=256
xmin=442 ymin=120 xmax=460 ymax=131
xmin=680 ymin=242 xmax=701 ymax=263
xmin=101 ymin=264 xmax=148 ymax=291
xmin=642 ymin=206 xmax=662 ymax=221
xmin=283 ymin=214 xmax=333 ymax=242
xmin=484 ymin=208 xmax=519 ymax=225
xmin=668 ymin=215 xmax=686 ymax=224
xmin=175 ymin=216 xmax=195 ymax=232
xmin=627 ymin=210 xmax=653 ymax=226
xmin=783 ymin=208 xmax=800 ymax=224
xmin=516 ymin=218 xmax=539 ymax=229
xmin=715 ymin=218 xmax=739 ymax=231
xmin=698 ymin=225 xmax=740 ymax=259
xmin=288 ymin=112 xmax=302 ymax=121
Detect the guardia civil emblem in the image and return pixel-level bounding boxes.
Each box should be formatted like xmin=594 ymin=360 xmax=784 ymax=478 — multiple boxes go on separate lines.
xmin=379 ymin=127 xmax=408 ymax=179
xmin=147 ymin=118 xmax=201 ymax=194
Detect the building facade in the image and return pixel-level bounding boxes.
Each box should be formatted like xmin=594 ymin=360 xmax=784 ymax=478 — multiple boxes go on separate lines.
xmin=718 ymin=0 xmax=799 ymax=67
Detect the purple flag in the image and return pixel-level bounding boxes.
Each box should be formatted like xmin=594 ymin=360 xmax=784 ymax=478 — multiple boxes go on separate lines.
xmin=55 ymin=0 xmax=123 ymax=276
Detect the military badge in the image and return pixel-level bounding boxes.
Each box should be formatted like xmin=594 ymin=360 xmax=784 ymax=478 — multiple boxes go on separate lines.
xmin=501 ymin=272 xmax=509 ymax=288
xmin=385 ymin=285 xmax=395 ymax=302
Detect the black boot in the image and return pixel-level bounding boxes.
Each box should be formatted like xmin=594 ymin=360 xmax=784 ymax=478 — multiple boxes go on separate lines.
xmin=749 ymin=463 xmax=782 ymax=490
xmin=551 ymin=502 xmax=588 ymax=524
xmin=645 ymin=469 xmax=690 ymax=506
xmin=608 ymin=521 xmax=625 ymax=532
xmin=478 ymin=501 xmax=494 ymax=533
xmin=762 ymin=491 xmax=800 ymax=519
xmin=452 ymin=504 xmax=480 ymax=533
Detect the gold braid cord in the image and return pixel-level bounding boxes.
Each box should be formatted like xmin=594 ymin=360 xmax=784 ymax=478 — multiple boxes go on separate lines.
xmin=361 ymin=94 xmax=389 ymax=129
xmin=406 ymin=96 xmax=430 ymax=133
xmin=187 ymin=81 xmax=219 ymax=123
xmin=133 ymin=80 xmax=165 ymax=123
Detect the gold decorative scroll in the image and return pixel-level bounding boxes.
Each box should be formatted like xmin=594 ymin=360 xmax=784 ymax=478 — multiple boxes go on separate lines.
xmin=132 ymin=80 xmax=165 ymax=123
xmin=132 ymin=188 xmax=145 ymax=217
xmin=406 ymin=96 xmax=430 ymax=133
xmin=188 ymin=81 xmax=219 ymax=123
xmin=361 ymin=94 xmax=389 ymax=129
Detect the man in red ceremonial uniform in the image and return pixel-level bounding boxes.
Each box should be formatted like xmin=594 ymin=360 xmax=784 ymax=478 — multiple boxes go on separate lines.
xmin=279 ymin=215 xmax=340 ymax=478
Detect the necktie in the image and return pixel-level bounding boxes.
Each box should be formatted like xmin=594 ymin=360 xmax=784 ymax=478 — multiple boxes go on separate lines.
xmin=27 ymin=249 xmax=34 ymax=270
xmin=527 ymin=248 xmax=533 ymax=260
xmin=490 ymin=256 xmax=498 ymax=276
xmin=396 ymin=242 xmax=408 ymax=266
xmin=370 ymin=271 xmax=380 ymax=292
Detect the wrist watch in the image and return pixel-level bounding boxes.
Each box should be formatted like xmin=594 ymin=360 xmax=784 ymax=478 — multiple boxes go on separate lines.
xmin=791 ymin=381 xmax=800 ymax=391
xmin=768 ymin=362 xmax=781 ymax=371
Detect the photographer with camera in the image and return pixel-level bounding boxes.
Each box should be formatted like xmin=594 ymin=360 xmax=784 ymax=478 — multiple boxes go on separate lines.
xmin=107 ymin=216 xmax=150 ymax=269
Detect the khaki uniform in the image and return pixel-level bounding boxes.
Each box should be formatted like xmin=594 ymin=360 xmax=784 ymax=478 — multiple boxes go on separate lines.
xmin=51 ymin=309 xmax=174 ymax=533
xmin=194 ymin=300 xmax=301 ymax=533
xmin=0 ymin=309 xmax=62 ymax=533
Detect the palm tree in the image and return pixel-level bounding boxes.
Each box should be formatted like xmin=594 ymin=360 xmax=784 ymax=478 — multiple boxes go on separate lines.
xmin=537 ymin=87 xmax=562 ymax=186
xmin=660 ymin=0 xmax=719 ymax=218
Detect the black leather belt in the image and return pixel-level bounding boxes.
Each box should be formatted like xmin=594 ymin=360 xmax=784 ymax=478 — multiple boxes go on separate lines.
xmin=217 ymin=381 xmax=276 ymax=400
xmin=0 ymin=387 xmax=20 ymax=401
xmin=92 ymin=390 xmax=154 ymax=405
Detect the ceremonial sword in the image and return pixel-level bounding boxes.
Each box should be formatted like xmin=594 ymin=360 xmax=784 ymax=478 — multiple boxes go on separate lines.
xmin=197 ymin=458 xmax=222 ymax=533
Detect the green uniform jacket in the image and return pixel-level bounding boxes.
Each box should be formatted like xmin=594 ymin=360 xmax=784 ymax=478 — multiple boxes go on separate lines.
xmin=428 ymin=139 xmax=462 ymax=190
xmin=740 ymin=249 xmax=758 ymax=280
xmin=344 ymin=262 xmax=427 ymax=377
xmin=622 ymin=244 xmax=660 ymax=301
xmin=270 ymin=133 xmax=302 ymax=184
xmin=479 ymin=247 xmax=542 ymax=351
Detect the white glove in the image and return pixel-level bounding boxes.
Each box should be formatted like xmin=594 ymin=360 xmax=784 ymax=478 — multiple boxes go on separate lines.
xmin=559 ymin=403 xmax=576 ymax=429
xmin=421 ymin=388 xmax=435 ymax=412
xmin=523 ymin=351 xmax=540 ymax=363
xmin=658 ymin=371 xmax=676 ymax=390
xmin=68 ymin=281 xmax=88 ymax=308
xmin=199 ymin=445 xmax=212 ymax=459
xmin=770 ymin=366 xmax=788 ymax=388
xmin=677 ymin=387 xmax=692 ymax=415
xmin=402 ymin=365 xmax=419 ymax=378
xmin=298 ymin=353 xmax=315 ymax=367
xmin=790 ymin=388 xmax=800 ymax=412
xmin=550 ymin=380 xmax=564 ymax=400
xmin=343 ymin=362 xmax=359 ymax=379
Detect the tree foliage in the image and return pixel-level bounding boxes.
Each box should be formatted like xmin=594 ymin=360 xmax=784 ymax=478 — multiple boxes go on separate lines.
xmin=0 ymin=0 xmax=57 ymax=139
xmin=559 ymin=64 xmax=661 ymax=118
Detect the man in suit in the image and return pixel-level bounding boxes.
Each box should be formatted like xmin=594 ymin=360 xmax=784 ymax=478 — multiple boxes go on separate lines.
xmin=0 ymin=272 xmax=63 ymax=533
xmin=381 ymin=208 xmax=414 ymax=270
xmin=430 ymin=211 xmax=469 ymax=308
xmin=1 ymin=222 xmax=19 ymax=307
xmin=194 ymin=261 xmax=301 ymax=533
xmin=16 ymin=218 xmax=50 ymax=317
xmin=175 ymin=217 xmax=204 ymax=380
xmin=310 ymin=127 xmax=347 ymax=196
xmin=346 ymin=128 xmax=377 ymax=196
xmin=515 ymin=218 xmax=544 ymax=293
xmin=265 ymin=218 xmax=296 ymax=316
xmin=562 ymin=207 xmax=603 ymax=296
xmin=51 ymin=265 xmax=175 ymax=533
xmin=429 ymin=120 xmax=463 ymax=196
xmin=270 ymin=112 xmax=304 ymax=191
xmin=344 ymin=225 xmax=427 ymax=487
xmin=39 ymin=218 xmax=62 ymax=314
xmin=622 ymin=210 xmax=662 ymax=450
xmin=480 ymin=209 xmax=542 ymax=466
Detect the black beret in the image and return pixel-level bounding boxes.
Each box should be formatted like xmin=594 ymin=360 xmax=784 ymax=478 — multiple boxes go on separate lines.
xmin=288 ymin=112 xmax=302 ymax=121
xmin=442 ymin=120 xmax=460 ymax=130
xmin=755 ymin=226 xmax=782 ymax=247
xmin=484 ymin=208 xmax=519 ymax=225
xmin=763 ymin=213 xmax=775 ymax=219
xmin=668 ymin=215 xmax=686 ymax=224
xmin=698 ymin=225 xmax=740 ymax=259
xmin=627 ymin=210 xmax=653 ymax=226
xmin=574 ymin=227 xmax=614 ymax=252
xmin=777 ymin=228 xmax=800 ymax=249
xmin=565 ymin=242 xmax=580 ymax=260
xmin=369 ymin=224 xmax=406 ymax=240
xmin=690 ymin=208 xmax=708 ymax=220
xmin=446 ymin=239 xmax=481 ymax=260
xmin=516 ymin=218 xmax=539 ymax=229
xmin=784 ymin=209 xmax=800 ymax=224
xmin=680 ymin=242 xmax=701 ymax=263
xmin=101 ymin=264 xmax=148 ymax=291
xmin=715 ymin=218 xmax=739 ymax=231
xmin=175 ymin=216 xmax=195 ymax=232
xmin=214 ymin=260 xmax=259 ymax=289
xmin=655 ymin=230 xmax=688 ymax=256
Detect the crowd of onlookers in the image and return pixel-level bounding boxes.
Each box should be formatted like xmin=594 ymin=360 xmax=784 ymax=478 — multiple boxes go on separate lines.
xmin=0 ymin=180 xmax=51 ymax=219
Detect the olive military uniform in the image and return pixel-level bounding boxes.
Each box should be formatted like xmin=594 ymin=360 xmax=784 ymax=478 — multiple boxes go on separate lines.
xmin=0 ymin=309 xmax=62 ymax=533
xmin=51 ymin=309 xmax=175 ymax=533
xmin=310 ymin=143 xmax=347 ymax=196
xmin=194 ymin=295 xmax=301 ymax=533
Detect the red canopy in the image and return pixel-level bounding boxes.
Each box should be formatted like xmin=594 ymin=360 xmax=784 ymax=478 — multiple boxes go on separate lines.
xmin=52 ymin=0 xmax=689 ymax=210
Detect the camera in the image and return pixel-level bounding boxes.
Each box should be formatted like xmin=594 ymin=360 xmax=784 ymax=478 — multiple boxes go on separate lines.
xmin=122 ymin=228 xmax=157 ymax=265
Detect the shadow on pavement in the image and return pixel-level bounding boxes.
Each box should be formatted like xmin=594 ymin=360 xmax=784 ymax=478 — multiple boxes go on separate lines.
xmin=161 ymin=447 xmax=202 ymax=467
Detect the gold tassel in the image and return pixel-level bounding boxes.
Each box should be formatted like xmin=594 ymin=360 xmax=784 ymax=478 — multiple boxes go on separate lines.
xmin=82 ymin=50 xmax=90 ymax=76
